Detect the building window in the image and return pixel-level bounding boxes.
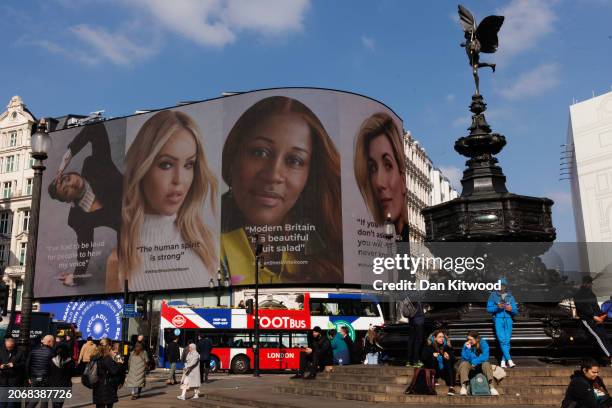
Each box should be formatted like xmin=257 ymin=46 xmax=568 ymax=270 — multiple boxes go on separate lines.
xmin=0 ymin=212 xmax=9 ymax=235
xmin=25 ymin=179 xmax=33 ymax=195
xmin=22 ymin=210 xmax=30 ymax=233
xmin=25 ymin=155 xmax=34 ymax=169
xmin=15 ymin=282 xmax=23 ymax=309
xmin=0 ymin=244 xmax=6 ymax=267
xmin=9 ymin=131 xmax=17 ymax=147
xmin=2 ymin=182 xmax=11 ymax=199
xmin=19 ymin=242 xmax=26 ymax=266
xmin=4 ymin=156 xmax=14 ymax=173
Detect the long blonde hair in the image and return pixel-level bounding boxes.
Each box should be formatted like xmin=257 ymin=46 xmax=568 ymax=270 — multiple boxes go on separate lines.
xmin=354 ymin=112 xmax=408 ymax=226
xmin=119 ymin=110 xmax=218 ymax=277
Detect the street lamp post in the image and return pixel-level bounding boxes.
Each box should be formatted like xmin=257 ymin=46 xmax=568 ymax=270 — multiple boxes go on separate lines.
xmin=383 ymin=214 xmax=396 ymax=323
xmin=253 ymin=234 xmax=263 ymax=377
xmin=19 ymin=119 xmax=51 ymax=352
xmin=209 ymin=269 xmax=230 ymax=307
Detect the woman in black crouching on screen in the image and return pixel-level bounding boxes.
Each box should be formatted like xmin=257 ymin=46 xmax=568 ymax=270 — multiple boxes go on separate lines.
xmin=562 ymin=358 xmax=612 ymax=408
xmin=422 ymin=330 xmax=456 ymax=396
xmin=290 ymin=326 xmax=333 ymax=380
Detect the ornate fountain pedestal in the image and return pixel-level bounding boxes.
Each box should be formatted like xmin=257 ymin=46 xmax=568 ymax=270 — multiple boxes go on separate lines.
xmin=420 ymin=91 xmax=563 ymax=322
xmin=423 ymin=95 xmax=556 ymax=244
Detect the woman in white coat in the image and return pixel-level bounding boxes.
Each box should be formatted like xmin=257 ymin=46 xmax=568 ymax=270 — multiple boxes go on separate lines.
xmin=178 ymin=343 xmax=201 ymax=400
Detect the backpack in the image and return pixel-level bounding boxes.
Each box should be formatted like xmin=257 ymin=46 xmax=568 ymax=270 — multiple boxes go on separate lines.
xmin=469 ymin=373 xmax=491 ymax=396
xmin=81 ymin=359 xmax=99 ymax=389
xmin=400 ymin=298 xmax=417 ymax=319
xmin=404 ymin=368 xmax=436 ymax=395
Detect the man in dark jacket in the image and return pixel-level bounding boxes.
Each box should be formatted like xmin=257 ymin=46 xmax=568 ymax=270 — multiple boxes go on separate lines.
xmin=291 ymin=326 xmax=333 ymax=380
xmin=0 ymin=337 xmax=25 ymax=407
xmin=406 ymin=301 xmax=425 ymax=367
xmin=26 ymin=335 xmax=55 ymax=408
xmin=574 ymin=276 xmax=612 ymax=364
xmin=165 ymin=337 xmax=180 ymax=385
xmin=196 ymin=333 xmax=213 ymax=383
xmin=339 ymin=326 xmax=356 ymax=364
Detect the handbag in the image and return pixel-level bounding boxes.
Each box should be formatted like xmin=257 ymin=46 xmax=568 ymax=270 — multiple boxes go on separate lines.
xmin=492 ymin=364 xmax=506 ymax=381
xmin=400 ymin=297 xmax=417 ymax=319
xmin=405 ymin=368 xmax=436 ymax=395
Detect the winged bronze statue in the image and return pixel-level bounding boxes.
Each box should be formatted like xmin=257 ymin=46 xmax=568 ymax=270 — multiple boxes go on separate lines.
xmin=458 ymin=5 xmax=504 ymax=95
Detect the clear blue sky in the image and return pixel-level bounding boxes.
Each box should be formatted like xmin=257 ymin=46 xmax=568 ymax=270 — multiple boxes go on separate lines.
xmin=2 ymin=0 xmax=611 ymax=242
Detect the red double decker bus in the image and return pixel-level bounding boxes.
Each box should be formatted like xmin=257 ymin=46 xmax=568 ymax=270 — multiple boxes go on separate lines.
xmin=158 ymin=292 xmax=383 ymax=373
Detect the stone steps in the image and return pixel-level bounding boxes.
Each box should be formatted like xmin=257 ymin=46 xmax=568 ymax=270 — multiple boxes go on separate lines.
xmin=297 ymin=379 xmax=568 ymax=395
xmin=316 ymin=373 xmax=412 ymax=384
xmin=272 ymin=365 xmax=592 ymax=406
xmin=275 ymin=384 xmax=562 ymax=405
xmin=330 ymin=365 xmax=612 ymax=377
xmin=317 ymin=372 xmax=573 ymax=385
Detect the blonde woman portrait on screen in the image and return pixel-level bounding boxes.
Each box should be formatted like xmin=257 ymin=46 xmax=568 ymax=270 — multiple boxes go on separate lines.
xmin=221 ymin=96 xmax=343 ymax=285
xmin=354 ymin=112 xmax=409 ymax=241
xmin=106 ymin=110 xmax=218 ymax=292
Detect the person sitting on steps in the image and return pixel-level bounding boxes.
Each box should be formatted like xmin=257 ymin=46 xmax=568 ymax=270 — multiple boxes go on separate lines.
xmin=421 ymin=330 xmax=456 ymax=396
xmin=458 ymin=330 xmax=499 ymax=396
xmin=562 ymin=358 xmax=612 ymax=408
xmin=290 ymin=326 xmax=333 ymax=380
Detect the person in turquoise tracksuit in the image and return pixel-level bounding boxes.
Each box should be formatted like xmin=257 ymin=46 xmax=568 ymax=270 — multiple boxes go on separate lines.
xmin=486 ymin=277 xmax=518 ymax=368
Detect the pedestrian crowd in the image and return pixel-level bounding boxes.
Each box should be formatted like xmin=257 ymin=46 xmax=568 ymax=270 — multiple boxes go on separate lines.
xmin=0 ymin=332 xmax=190 ymax=408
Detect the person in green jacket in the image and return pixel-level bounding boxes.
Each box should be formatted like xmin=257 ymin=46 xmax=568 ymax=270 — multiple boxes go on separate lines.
xmin=329 ymin=329 xmax=349 ymax=365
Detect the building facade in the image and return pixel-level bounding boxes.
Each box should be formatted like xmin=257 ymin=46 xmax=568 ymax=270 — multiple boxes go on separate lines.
xmin=403 ymin=130 xmax=459 ymax=248
xmin=0 ymin=96 xmax=37 ymax=311
xmin=568 ymin=91 xmax=612 ymax=298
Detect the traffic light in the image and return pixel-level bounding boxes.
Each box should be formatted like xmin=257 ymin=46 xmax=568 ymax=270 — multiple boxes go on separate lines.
xmin=135 ymin=296 xmax=148 ymax=320
xmin=0 ymin=284 xmax=8 ymax=316
xmin=245 ymin=299 xmax=254 ymax=314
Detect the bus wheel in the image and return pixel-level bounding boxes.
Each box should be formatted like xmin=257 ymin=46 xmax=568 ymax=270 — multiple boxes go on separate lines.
xmin=231 ymin=355 xmax=250 ymax=374
xmin=209 ymin=356 xmax=220 ymax=374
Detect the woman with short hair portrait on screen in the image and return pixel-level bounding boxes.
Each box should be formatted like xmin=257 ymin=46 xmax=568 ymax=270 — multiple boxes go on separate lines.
xmin=221 ymin=96 xmax=343 ymax=285
xmin=106 ymin=109 xmax=218 ymax=292
xmin=354 ymin=112 xmax=409 ymax=241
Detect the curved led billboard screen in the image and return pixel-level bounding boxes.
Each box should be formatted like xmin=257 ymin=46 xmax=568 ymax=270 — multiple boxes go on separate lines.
xmin=35 ymin=88 xmax=406 ymax=297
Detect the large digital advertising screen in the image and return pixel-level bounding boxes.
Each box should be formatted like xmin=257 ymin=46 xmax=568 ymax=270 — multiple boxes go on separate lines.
xmin=35 ymin=88 xmax=407 ymax=297
xmin=40 ymin=297 xmax=123 ymax=340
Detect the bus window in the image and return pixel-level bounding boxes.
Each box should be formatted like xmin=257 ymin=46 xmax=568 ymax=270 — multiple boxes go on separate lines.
xmin=338 ymin=300 xmax=355 ymax=316
xmin=310 ymin=299 xmax=379 ymax=317
xmin=280 ymin=333 xmax=290 ymax=348
xmin=206 ymin=334 xmax=221 ymax=347
xmin=228 ymin=333 xmax=252 ymax=348
xmin=291 ymin=333 xmax=309 ymax=348
xmin=259 ymin=334 xmax=280 ymax=348
xmin=184 ymin=330 xmax=198 ymax=347
xmin=310 ymin=301 xmax=338 ymax=316
xmin=360 ymin=302 xmax=378 ymax=317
